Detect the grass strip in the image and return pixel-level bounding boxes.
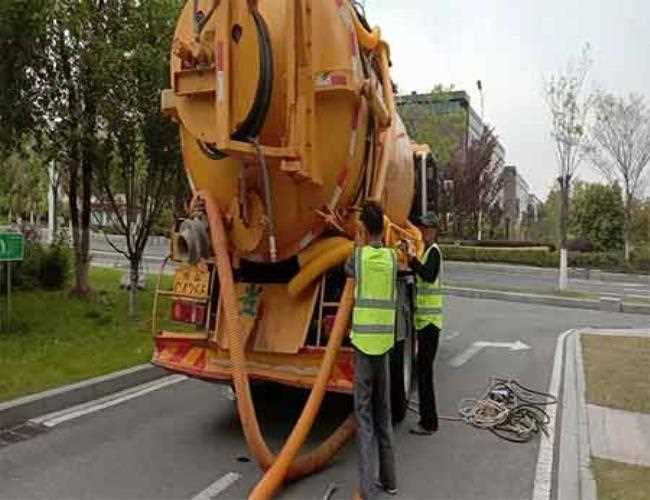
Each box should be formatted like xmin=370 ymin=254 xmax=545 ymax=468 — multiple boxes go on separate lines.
xmin=592 ymin=457 xmax=650 ymax=500
xmin=0 ymin=268 xmax=172 ymax=402
xmin=581 ymin=334 xmax=650 ymax=414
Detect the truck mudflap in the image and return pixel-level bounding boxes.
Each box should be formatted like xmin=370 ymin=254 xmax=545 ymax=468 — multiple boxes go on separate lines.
xmin=153 ymin=332 xmax=355 ymax=393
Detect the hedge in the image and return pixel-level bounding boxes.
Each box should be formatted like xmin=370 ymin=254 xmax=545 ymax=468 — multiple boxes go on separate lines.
xmin=11 ymin=240 xmax=71 ymax=290
xmin=440 ymin=239 xmax=556 ymax=251
xmin=440 ymin=245 xmax=650 ymax=274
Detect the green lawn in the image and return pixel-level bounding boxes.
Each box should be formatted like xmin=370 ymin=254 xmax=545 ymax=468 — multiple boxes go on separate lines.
xmin=582 ymin=334 xmax=650 ymax=414
xmin=0 ymin=267 xmax=172 ymax=402
xmin=592 ymin=457 xmax=650 ymax=500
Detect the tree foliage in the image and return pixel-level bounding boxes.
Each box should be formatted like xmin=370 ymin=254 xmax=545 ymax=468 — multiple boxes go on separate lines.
xmin=543 ymin=43 xmax=595 ymax=255
xmin=570 ymin=181 xmax=624 ymax=251
xmin=0 ymin=0 xmax=50 ymax=152
xmin=444 ymin=127 xmax=503 ymax=238
xmin=591 ymin=92 xmax=650 ymax=259
xmin=0 ymin=136 xmax=49 ymax=223
xmin=399 ymin=84 xmax=467 ymax=167
xmin=631 ymin=198 xmax=650 ymax=247
xmin=2 ymin=0 xmax=185 ymax=299
xmin=93 ymin=0 xmax=184 ymax=316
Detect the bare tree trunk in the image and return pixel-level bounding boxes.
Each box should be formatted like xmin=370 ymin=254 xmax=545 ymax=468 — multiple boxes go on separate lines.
xmin=624 ymin=193 xmax=632 ymax=262
xmin=558 ymin=176 xmax=570 ymax=291
xmin=128 ymin=258 xmax=139 ymax=318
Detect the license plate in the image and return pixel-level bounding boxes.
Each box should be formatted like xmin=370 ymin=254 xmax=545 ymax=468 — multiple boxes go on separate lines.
xmin=173 ymin=264 xmax=210 ymax=298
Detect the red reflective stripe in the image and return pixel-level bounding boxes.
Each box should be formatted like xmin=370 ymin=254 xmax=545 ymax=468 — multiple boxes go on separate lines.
xmin=193 ymin=351 xmax=207 ymax=371
xmin=330 ymin=73 xmax=347 ymax=86
xmin=216 ymin=42 xmax=224 ymax=71
xmin=351 ymin=102 xmax=360 ymax=130
xmin=171 ymin=344 xmax=192 ymax=363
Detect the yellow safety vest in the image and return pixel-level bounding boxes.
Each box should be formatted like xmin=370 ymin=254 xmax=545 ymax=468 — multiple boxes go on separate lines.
xmin=415 ymin=243 xmax=444 ymax=330
xmin=350 ymin=246 xmax=397 ymax=355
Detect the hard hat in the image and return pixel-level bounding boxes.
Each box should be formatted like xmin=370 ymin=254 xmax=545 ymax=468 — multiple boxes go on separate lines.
xmin=419 ymin=212 xmax=439 ymax=228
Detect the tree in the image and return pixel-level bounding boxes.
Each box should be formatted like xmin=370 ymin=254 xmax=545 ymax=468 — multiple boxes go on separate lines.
xmin=1 ymin=136 xmax=49 ymax=224
xmin=445 ymin=128 xmax=503 ymax=238
xmin=631 ymin=197 xmax=650 ymax=247
xmin=0 ymin=0 xmax=50 ymax=153
xmin=591 ymin=93 xmax=650 ymax=261
xmin=543 ymin=43 xmax=595 ymax=290
xmin=399 ymin=85 xmax=467 ymax=167
xmin=30 ymin=0 xmax=116 ymax=296
xmin=571 ymin=181 xmax=624 ymax=251
xmin=95 ymin=0 xmax=183 ymax=316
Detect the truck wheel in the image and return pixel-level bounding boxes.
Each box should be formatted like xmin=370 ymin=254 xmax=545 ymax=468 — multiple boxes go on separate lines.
xmin=390 ymin=335 xmax=415 ymax=424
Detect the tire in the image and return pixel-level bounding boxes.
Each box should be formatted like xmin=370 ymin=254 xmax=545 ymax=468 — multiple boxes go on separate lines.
xmin=390 ymin=334 xmax=415 ymax=424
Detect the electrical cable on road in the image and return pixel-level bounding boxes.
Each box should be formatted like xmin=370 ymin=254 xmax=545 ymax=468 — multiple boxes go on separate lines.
xmin=409 ymin=377 xmax=558 ymax=443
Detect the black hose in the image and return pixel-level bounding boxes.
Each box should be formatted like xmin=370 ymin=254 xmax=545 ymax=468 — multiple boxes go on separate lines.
xmin=197 ymin=9 xmax=274 ymax=161
xmin=351 ymin=1 xmax=372 ymax=32
xmin=197 ymin=140 xmax=228 ymax=160
xmin=231 ymin=9 xmax=274 ymax=142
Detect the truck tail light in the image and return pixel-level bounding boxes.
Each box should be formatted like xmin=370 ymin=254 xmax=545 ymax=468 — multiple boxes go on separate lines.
xmin=172 ymin=301 xmax=207 ymax=326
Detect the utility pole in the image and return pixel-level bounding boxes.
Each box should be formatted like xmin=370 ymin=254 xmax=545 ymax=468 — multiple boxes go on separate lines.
xmin=477 ymin=80 xmax=485 ymax=241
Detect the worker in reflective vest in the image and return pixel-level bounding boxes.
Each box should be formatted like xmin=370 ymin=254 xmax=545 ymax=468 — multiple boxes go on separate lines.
xmin=345 ymin=200 xmax=398 ymax=499
xmin=408 ymin=212 xmax=443 ymax=435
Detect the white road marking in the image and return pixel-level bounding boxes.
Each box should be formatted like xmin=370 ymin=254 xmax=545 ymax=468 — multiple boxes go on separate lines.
xmin=191 ymin=472 xmax=242 ymax=500
xmin=30 ymin=375 xmax=187 ymax=428
xmin=441 ymin=330 xmax=461 ymax=343
xmin=531 ymin=329 xmax=574 ymax=500
xmin=449 ymin=340 xmax=530 ymax=368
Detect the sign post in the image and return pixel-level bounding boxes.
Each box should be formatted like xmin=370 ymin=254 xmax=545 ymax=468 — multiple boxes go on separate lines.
xmin=0 ymin=232 xmax=24 ymax=332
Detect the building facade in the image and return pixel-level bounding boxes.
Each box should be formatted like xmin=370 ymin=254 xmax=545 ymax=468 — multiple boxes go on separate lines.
xmin=501 ymin=165 xmax=541 ymax=240
xmin=396 ymin=90 xmax=505 ymax=166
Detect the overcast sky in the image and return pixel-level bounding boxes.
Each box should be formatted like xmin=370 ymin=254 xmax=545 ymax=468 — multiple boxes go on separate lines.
xmin=363 ymin=0 xmax=650 ymax=199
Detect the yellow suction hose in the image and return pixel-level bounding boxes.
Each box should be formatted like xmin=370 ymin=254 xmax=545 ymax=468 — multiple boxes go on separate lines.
xmin=201 ymin=192 xmax=357 ymax=499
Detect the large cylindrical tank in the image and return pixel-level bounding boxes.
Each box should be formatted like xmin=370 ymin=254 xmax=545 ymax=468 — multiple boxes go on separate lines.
xmin=165 ymin=0 xmax=414 ymax=262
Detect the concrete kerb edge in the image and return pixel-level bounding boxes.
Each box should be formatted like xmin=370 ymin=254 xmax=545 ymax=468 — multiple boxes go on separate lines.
xmin=568 ymin=328 xmax=650 ymax=499
xmin=445 ymin=287 xmax=650 ymax=316
xmin=574 ymin=331 xmax=598 ymax=500
xmin=446 ymin=287 xmax=600 ymax=311
xmin=0 ymin=363 xmax=167 ymax=429
xmin=446 ymin=260 xmax=650 ymax=284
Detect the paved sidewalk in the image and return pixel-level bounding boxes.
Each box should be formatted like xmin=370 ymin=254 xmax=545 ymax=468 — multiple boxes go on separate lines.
xmin=557 ymin=328 xmax=650 ymax=500
xmin=588 ymin=404 xmax=650 ymax=467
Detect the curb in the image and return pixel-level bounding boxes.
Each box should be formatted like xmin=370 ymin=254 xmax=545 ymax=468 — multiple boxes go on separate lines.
xmin=445 ymin=287 xmax=650 ymax=316
xmin=556 ymin=330 xmax=597 ymax=500
xmin=574 ymin=332 xmax=598 ymax=500
xmin=0 ymin=364 xmax=167 ymax=429
xmin=557 ymin=329 xmax=650 ymax=500
xmin=446 ymin=261 xmax=649 ymax=284
xmin=90 ymin=251 xmax=167 ymax=263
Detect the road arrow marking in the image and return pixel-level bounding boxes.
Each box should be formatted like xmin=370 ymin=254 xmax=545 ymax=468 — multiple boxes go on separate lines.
xmin=449 ymin=340 xmax=531 ymax=368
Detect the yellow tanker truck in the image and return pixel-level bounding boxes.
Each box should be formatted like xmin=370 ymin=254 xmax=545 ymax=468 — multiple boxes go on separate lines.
xmin=152 ymin=0 xmax=436 ymax=496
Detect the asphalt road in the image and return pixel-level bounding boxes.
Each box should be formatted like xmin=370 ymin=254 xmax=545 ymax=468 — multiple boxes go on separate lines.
xmin=2 ymin=297 xmax=649 ymax=500
xmin=89 ymin=234 xmax=649 ymax=300
xmin=446 ymin=262 xmax=650 ymax=300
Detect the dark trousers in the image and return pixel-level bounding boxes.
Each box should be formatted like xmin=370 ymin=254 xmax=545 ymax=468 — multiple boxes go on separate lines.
xmin=354 ymin=349 xmax=397 ymax=500
xmin=416 ymin=324 xmax=440 ymax=431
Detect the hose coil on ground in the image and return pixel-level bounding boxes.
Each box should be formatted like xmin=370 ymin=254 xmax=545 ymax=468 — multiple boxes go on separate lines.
xmin=412 ymin=377 xmax=558 ymax=443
